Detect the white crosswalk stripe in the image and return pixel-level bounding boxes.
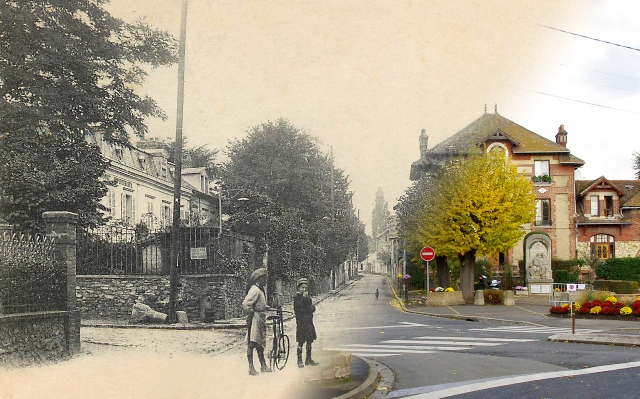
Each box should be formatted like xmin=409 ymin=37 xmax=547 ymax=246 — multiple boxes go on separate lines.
xmin=325 ymin=336 xmax=536 ymax=358
xmin=469 ymin=326 xmax=603 ymax=334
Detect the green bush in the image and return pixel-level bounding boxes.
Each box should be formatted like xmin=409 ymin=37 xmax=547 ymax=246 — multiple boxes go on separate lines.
xmin=484 ymin=289 xmax=504 ymax=305
xmin=551 ymin=258 xmax=580 ymax=283
xmin=592 ymin=280 xmax=638 ymax=294
xmin=596 ymin=258 xmax=640 ymax=283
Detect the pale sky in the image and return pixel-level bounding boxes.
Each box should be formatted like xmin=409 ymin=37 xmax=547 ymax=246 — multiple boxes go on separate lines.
xmin=106 ymin=0 xmax=640 ymax=235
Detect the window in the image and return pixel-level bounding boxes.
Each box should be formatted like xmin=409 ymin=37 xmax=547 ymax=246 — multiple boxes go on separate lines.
xmin=535 ymin=199 xmax=551 ymax=226
xmin=121 ymin=193 xmax=134 ymax=225
xmin=115 ymin=148 xmax=124 ymax=161
xmin=591 ymin=234 xmax=615 ymax=259
xmin=161 ymin=205 xmax=171 ymax=228
xmin=200 ymin=175 xmax=208 ymax=192
xmin=605 ymin=196 xmax=613 ymax=217
xmin=534 ymin=160 xmax=550 ymax=177
xmin=107 ymin=189 xmax=116 ymax=217
xmin=161 ymin=167 xmax=167 ymax=179
xmin=590 ymin=196 xmax=599 ymax=216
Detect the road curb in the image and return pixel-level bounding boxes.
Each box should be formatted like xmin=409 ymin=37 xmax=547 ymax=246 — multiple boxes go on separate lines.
xmin=549 ymin=333 xmax=640 ymax=346
xmin=333 ymin=356 xmax=380 ymax=399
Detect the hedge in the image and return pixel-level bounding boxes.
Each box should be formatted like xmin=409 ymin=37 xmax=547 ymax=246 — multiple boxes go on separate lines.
xmin=596 ymin=258 xmax=640 ymax=283
xmin=592 ymin=280 xmax=638 ymax=294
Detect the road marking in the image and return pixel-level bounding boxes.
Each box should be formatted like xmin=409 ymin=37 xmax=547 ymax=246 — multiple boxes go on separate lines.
xmin=345 ymin=322 xmax=431 ymax=330
xmin=385 ymin=361 xmax=640 ymax=398
xmin=327 ymin=335 xmax=534 ymax=358
xmin=411 ymin=336 xmax=535 ymax=342
xmin=342 ymin=344 xmax=468 ymax=351
xmin=469 ymin=326 xmax=603 ymax=334
xmin=380 ymin=340 xmax=503 ymax=347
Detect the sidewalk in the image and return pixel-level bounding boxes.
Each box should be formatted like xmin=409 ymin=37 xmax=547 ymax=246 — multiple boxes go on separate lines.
xmin=60 ymin=280 xmax=378 ymax=399
xmin=394 ymin=285 xmax=640 ymax=347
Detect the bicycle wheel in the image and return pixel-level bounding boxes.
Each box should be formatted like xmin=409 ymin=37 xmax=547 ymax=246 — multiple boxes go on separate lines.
xmin=274 ymin=334 xmax=290 ymax=370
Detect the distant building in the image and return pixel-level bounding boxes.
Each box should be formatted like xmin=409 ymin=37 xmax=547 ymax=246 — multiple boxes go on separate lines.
xmin=410 ymin=107 xmax=585 ymax=266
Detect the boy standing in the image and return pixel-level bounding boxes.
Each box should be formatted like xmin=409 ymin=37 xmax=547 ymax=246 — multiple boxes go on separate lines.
xmin=294 ymin=277 xmax=318 ymax=368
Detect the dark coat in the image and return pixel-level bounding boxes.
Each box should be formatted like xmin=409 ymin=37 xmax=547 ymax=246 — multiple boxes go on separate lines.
xmin=294 ymin=293 xmax=317 ymax=343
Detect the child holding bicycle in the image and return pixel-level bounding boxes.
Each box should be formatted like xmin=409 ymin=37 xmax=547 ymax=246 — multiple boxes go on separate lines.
xmin=242 ymin=267 xmax=272 ymax=376
xmin=294 ymin=277 xmax=318 ymax=368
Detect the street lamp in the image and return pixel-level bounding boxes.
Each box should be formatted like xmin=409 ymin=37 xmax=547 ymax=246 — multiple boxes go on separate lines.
xmin=216 ymin=184 xmax=248 ymax=238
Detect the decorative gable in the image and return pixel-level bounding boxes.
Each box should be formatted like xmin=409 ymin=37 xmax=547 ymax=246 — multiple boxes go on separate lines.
xmin=578 ymin=176 xmax=625 ymax=198
xmin=482 ymin=128 xmax=519 ymax=146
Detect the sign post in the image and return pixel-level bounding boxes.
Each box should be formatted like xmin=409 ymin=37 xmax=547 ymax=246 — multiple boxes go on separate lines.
xmin=420 ymin=247 xmax=435 ymax=293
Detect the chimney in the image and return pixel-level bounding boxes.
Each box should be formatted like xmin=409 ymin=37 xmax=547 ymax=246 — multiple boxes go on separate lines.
xmin=555 ymin=125 xmax=568 ymax=148
xmin=419 ymin=128 xmax=429 ymax=159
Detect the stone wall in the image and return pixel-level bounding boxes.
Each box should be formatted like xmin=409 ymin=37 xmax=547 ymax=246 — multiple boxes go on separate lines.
xmin=0 ymin=312 xmax=70 ymax=367
xmin=77 ymin=274 xmax=244 ymax=321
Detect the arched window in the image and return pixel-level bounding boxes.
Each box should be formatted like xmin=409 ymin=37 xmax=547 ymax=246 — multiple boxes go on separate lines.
xmin=486 ymin=142 xmax=508 ymax=158
xmin=590 ymin=234 xmax=615 ymax=259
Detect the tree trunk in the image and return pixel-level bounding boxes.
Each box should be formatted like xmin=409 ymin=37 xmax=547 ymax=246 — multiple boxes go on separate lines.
xmin=460 ymin=250 xmax=476 ymax=304
xmin=435 ymin=255 xmax=450 ymax=288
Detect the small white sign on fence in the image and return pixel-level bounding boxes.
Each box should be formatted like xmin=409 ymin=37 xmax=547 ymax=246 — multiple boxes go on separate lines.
xmin=190 ymin=247 xmax=207 ymax=260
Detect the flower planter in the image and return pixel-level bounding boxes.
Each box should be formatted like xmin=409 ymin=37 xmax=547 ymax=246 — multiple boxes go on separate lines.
xmin=426 ymin=291 xmax=465 ymax=306
xmin=514 ymin=290 xmax=529 ymax=296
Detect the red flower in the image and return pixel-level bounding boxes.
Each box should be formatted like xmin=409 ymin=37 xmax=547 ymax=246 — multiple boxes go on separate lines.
xmin=578 ymin=306 xmax=591 ymax=314
xmin=633 ymin=308 xmax=640 ymax=316
xmin=603 ymin=301 xmax=613 ymax=308
xmin=591 ymin=300 xmax=603 ymax=307
xmin=582 ymin=301 xmax=592 ymax=308
xmin=631 ymin=300 xmax=640 ymax=310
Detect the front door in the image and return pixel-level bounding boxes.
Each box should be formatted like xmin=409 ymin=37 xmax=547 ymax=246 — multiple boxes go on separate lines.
xmin=595 ymin=243 xmax=609 ymax=260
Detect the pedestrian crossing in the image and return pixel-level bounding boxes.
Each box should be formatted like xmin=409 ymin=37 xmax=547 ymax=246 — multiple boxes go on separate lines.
xmin=469 ymin=326 xmax=604 ymax=334
xmin=325 ymin=335 xmax=536 ymax=358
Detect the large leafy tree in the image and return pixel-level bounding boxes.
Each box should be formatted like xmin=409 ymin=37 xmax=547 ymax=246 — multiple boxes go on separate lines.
xmin=221 ymin=119 xmax=360 ymax=284
xmin=0 ymin=1 xmax=177 ymax=232
xmin=398 ymin=151 xmax=535 ymax=303
xmin=0 ymin=128 xmax=110 ymax=231
xmin=633 ymin=151 xmax=640 ymax=179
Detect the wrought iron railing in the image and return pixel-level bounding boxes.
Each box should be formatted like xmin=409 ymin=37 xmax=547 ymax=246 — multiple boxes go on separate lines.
xmin=0 ymin=232 xmax=66 ymax=314
xmin=77 ymin=224 xmax=253 ymax=275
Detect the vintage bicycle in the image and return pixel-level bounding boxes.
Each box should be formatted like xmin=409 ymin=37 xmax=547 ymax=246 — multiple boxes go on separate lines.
xmin=266 ymin=306 xmax=291 ymax=370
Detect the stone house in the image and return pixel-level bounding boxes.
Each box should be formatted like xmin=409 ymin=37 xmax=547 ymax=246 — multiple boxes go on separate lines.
xmin=409 ymin=108 xmax=585 ymax=270
xmin=576 ymin=177 xmax=640 ymax=260
xmin=87 ymin=133 xmax=218 ymax=228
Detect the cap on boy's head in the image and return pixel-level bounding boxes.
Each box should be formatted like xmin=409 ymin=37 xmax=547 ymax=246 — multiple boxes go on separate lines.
xmin=297 ymin=278 xmax=309 ymax=288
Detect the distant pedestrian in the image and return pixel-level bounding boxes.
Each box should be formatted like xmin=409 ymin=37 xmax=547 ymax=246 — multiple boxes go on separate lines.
xmin=375 ymin=288 xmax=379 ymax=300
xmin=242 ymin=268 xmax=272 ymax=376
xmin=294 ymin=277 xmax=318 ymax=368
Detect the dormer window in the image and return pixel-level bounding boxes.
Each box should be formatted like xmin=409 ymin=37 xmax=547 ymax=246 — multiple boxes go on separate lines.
xmin=161 ymin=167 xmax=167 ymax=179
xmin=115 ymin=148 xmax=123 ymax=161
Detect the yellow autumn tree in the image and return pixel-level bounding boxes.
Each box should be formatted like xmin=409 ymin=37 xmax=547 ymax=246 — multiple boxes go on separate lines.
xmin=409 ymin=151 xmax=535 ymax=303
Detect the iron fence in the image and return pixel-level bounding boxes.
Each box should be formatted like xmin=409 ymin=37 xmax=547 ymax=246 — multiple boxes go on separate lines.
xmin=77 ymin=224 xmax=254 ymax=275
xmin=0 ymin=232 xmax=66 ymax=314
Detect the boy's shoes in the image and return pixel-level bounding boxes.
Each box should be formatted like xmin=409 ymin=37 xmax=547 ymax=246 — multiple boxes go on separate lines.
xmin=305 ymin=359 xmax=319 ymax=366
xmin=297 ymin=359 xmax=304 ymax=368
xmin=261 ymin=366 xmax=273 ymax=373
xmin=249 ymin=367 xmax=259 ymax=376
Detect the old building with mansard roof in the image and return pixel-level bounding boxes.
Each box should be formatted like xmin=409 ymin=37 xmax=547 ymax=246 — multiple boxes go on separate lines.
xmin=410 ymin=107 xmax=585 ymax=268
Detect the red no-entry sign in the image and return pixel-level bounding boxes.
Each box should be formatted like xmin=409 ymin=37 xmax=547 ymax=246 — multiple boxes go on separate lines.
xmin=420 ymin=246 xmax=435 ymax=262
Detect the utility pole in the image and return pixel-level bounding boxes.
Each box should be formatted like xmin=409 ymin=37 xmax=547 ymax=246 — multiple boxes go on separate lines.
xmin=169 ymin=0 xmax=188 ymax=323
xmin=330 ymin=146 xmax=336 ymax=289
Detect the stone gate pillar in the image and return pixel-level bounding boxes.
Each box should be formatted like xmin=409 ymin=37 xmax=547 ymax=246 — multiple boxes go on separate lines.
xmin=43 ymin=211 xmax=80 ymax=356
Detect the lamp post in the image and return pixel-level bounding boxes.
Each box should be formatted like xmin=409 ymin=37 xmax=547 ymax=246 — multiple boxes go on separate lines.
xmin=217 ymin=184 xmax=248 ymax=239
